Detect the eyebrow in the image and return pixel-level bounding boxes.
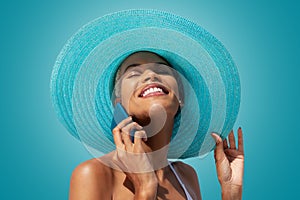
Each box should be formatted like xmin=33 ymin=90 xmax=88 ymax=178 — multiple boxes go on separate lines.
xmin=124 ymin=62 xmax=170 ymax=73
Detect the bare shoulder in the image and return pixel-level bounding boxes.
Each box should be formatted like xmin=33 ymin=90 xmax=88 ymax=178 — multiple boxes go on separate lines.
xmin=69 ymin=158 xmax=113 ymax=200
xmin=172 ymin=161 xmax=198 ymax=176
xmin=172 ymin=161 xmax=202 ymax=199
xmin=71 ymin=158 xmax=113 ymax=179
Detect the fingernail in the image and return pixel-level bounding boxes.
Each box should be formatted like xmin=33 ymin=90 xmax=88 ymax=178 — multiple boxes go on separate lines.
xmin=142 ymin=132 xmax=147 ymax=141
xmin=211 ymin=133 xmax=222 ymax=144
xmin=211 ymin=133 xmax=217 ymax=141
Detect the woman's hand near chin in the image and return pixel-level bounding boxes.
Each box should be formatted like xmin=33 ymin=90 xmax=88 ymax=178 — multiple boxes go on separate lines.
xmin=112 ymin=116 xmax=158 ymax=200
xmin=211 ymin=128 xmax=244 ymax=200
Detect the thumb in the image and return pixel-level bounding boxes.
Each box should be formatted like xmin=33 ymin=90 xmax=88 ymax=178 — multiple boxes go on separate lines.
xmin=211 ymin=133 xmax=225 ymax=162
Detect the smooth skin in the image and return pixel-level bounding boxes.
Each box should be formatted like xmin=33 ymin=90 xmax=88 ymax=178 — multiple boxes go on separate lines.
xmin=69 ymin=52 xmax=244 ymax=200
xmin=212 ymin=128 xmax=244 ymax=199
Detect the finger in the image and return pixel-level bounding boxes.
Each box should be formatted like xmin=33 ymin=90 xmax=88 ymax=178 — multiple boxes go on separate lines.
xmin=121 ymin=122 xmax=143 ymax=146
xmin=223 ymin=138 xmax=228 ymax=149
xmin=121 ymin=122 xmax=143 ymax=136
xmin=113 ymin=116 xmax=132 ymax=148
xmin=112 ymin=126 xmax=124 ymax=148
xmin=237 ymin=127 xmax=244 ymax=153
xmin=121 ymin=133 xmax=132 ymax=150
xmin=228 ymin=130 xmax=236 ymax=149
xmin=134 ymin=130 xmax=147 ymax=146
xmin=211 ymin=133 xmax=225 ymax=161
xmin=117 ymin=116 xmax=133 ymax=129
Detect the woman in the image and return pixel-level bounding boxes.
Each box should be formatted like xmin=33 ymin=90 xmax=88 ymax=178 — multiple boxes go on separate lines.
xmin=69 ymin=51 xmax=244 ymax=199
xmin=51 ymin=10 xmax=243 ymax=200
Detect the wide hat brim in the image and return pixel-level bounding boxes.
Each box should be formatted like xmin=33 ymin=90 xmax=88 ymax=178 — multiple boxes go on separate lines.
xmin=50 ymin=9 xmax=240 ymax=159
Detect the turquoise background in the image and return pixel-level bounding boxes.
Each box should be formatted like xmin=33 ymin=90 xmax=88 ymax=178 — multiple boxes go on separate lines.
xmin=1 ymin=0 xmax=299 ymax=199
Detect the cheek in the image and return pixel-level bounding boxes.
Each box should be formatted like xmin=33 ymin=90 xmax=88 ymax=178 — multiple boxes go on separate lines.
xmin=167 ymin=78 xmax=180 ymax=99
xmin=120 ymin=79 xmax=137 ymax=109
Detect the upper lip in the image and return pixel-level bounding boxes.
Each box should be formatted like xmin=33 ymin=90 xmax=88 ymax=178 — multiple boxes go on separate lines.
xmin=138 ymin=83 xmax=169 ymax=97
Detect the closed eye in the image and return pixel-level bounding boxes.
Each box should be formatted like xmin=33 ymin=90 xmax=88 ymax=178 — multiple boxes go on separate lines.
xmin=154 ymin=68 xmax=173 ymax=75
xmin=126 ymin=71 xmax=142 ymax=78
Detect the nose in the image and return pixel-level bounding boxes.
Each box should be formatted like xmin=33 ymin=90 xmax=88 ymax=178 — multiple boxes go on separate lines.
xmin=141 ymin=70 xmax=162 ymax=83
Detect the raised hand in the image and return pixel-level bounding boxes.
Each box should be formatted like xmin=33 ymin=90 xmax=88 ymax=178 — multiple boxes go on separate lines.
xmin=112 ymin=116 xmax=158 ymax=199
xmin=211 ymin=128 xmax=244 ymax=200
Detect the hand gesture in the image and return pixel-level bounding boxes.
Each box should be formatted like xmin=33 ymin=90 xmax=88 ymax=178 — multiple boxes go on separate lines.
xmin=112 ymin=116 xmax=158 ymax=199
xmin=211 ymin=128 xmax=244 ymax=200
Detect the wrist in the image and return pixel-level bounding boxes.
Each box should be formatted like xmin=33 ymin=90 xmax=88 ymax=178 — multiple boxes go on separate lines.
xmin=221 ymin=184 xmax=242 ymax=200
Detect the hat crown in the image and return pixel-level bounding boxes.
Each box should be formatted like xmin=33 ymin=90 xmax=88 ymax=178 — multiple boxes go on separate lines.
xmin=50 ymin=9 xmax=240 ymax=159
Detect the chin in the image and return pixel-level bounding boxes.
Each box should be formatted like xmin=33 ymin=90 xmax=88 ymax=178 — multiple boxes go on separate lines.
xmin=129 ymin=101 xmax=179 ymax=125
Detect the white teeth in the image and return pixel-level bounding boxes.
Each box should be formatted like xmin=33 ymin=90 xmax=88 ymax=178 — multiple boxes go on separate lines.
xmin=142 ymin=87 xmax=164 ymax=97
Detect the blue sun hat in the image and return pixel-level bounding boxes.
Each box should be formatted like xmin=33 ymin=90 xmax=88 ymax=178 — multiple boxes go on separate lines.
xmin=50 ymin=9 xmax=240 ymax=159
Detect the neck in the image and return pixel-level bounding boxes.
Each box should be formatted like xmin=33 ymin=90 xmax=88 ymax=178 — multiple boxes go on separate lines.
xmin=143 ymin=114 xmax=174 ymax=150
xmin=139 ymin=115 xmax=174 ymax=171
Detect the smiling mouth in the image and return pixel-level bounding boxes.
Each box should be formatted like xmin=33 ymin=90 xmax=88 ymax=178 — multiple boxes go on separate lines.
xmin=138 ymin=84 xmax=169 ymax=98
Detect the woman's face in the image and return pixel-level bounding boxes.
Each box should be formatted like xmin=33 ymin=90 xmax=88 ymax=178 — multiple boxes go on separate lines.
xmin=117 ymin=52 xmax=180 ymax=125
